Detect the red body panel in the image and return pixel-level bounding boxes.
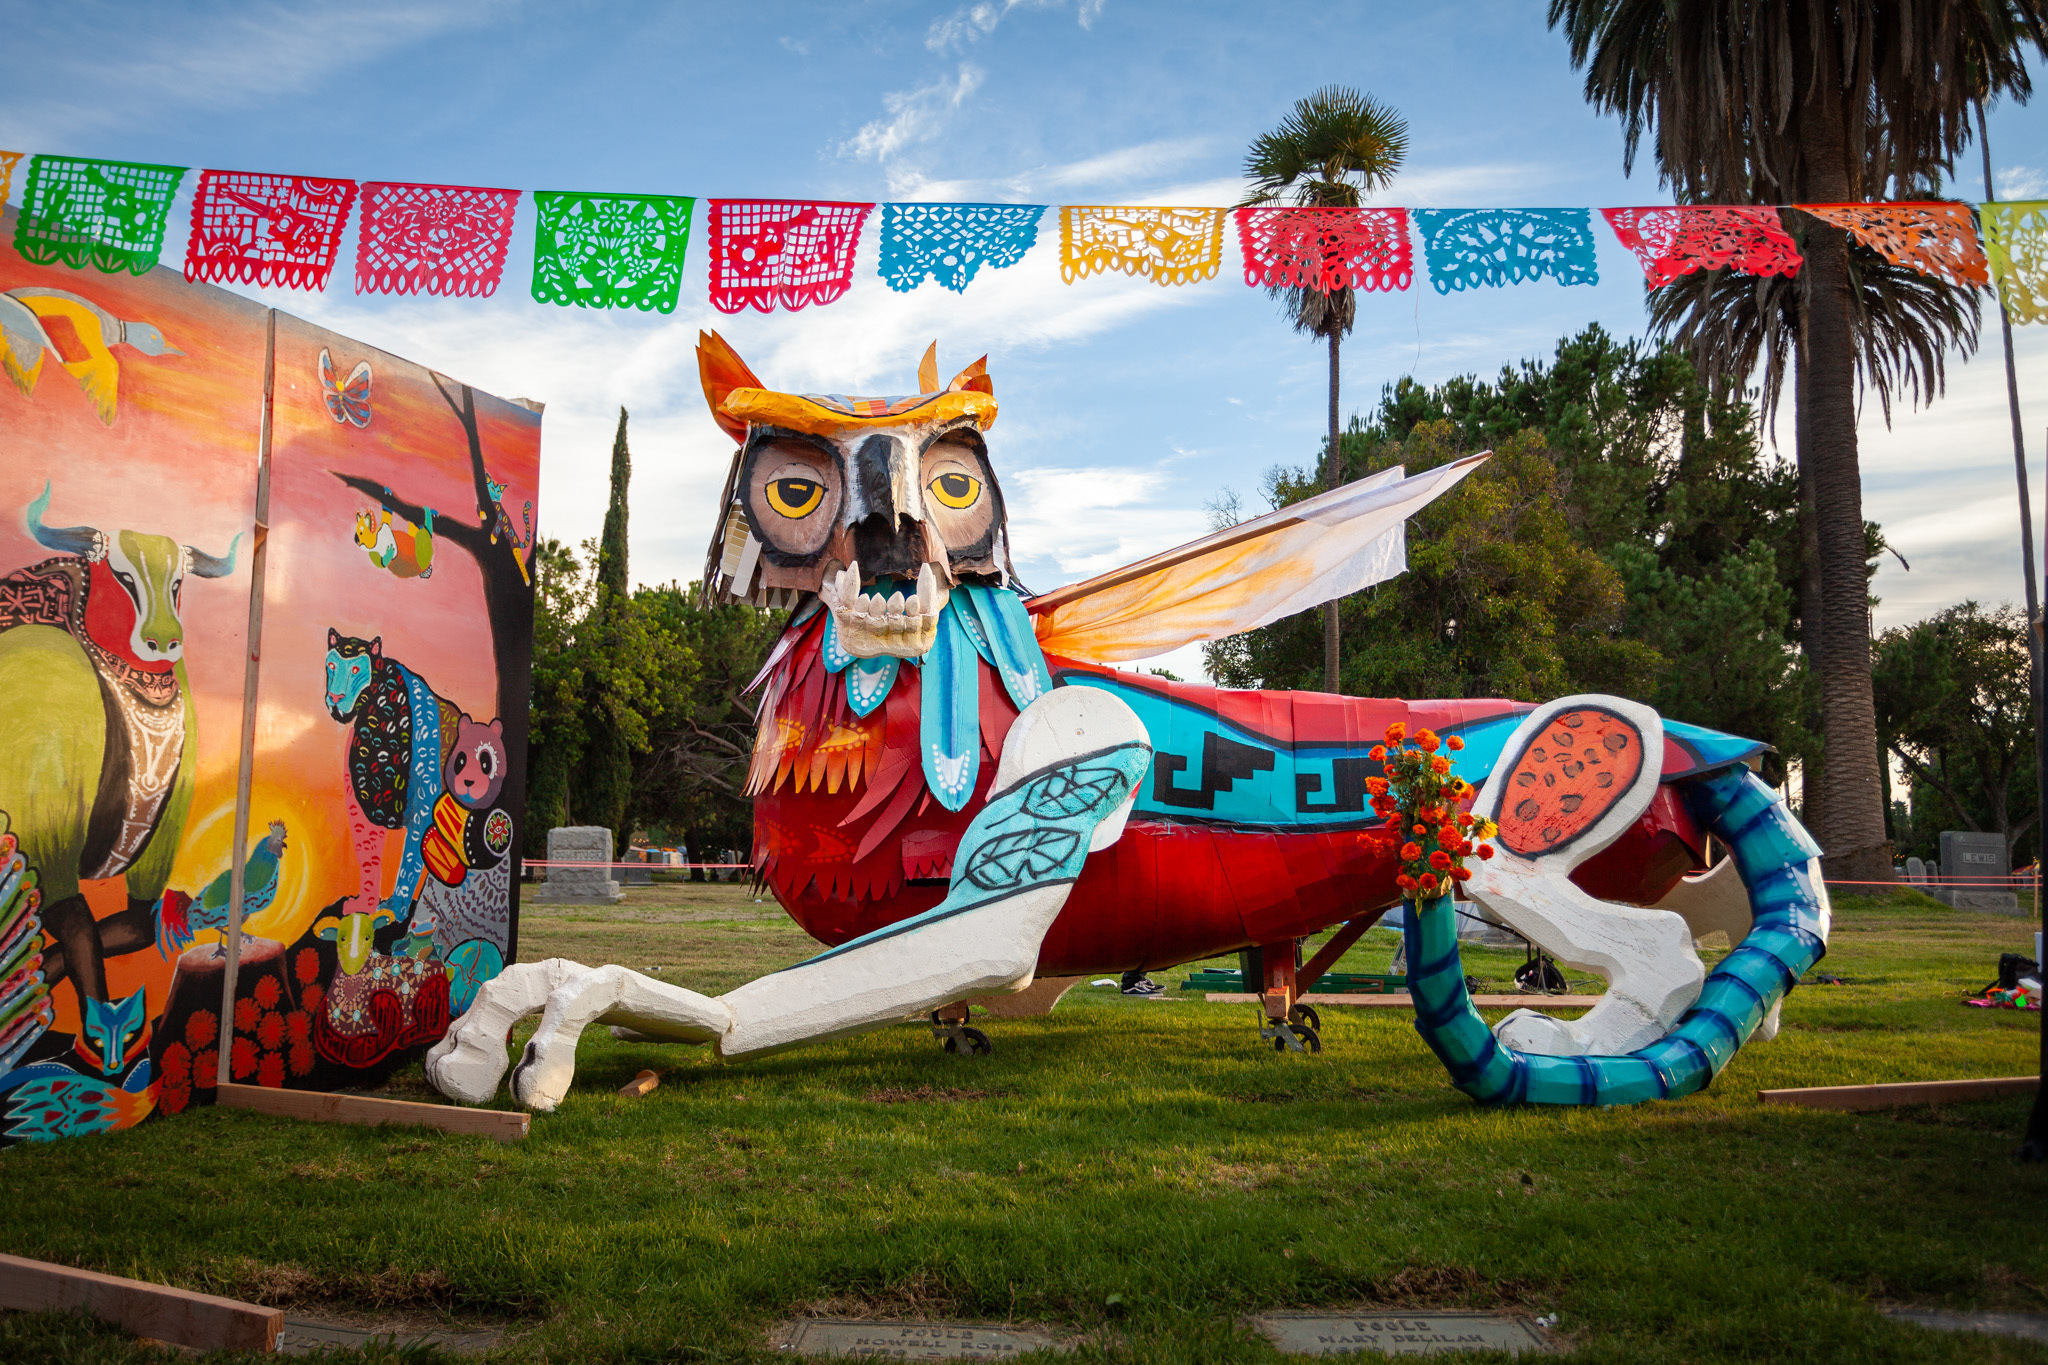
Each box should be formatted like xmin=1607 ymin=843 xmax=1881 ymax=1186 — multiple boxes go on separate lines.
xmin=753 ymin=624 xmax=1709 ymax=974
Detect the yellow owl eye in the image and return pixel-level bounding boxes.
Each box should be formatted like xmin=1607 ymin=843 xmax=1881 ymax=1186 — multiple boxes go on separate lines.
xmin=766 ymin=477 xmax=824 ymax=518
xmin=928 ymin=471 xmax=982 ymax=509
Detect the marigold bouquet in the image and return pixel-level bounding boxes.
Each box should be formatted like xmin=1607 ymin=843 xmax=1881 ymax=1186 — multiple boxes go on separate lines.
xmin=1362 ymin=722 xmax=1496 ymax=900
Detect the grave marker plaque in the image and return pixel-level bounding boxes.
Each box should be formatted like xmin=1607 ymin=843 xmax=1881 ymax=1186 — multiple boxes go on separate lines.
xmin=780 ymin=1319 xmax=1065 ymax=1359
xmin=1249 ymin=1311 xmax=1550 ymax=1357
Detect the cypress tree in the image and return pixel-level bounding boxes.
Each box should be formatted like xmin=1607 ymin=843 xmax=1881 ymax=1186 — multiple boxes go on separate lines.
xmin=573 ymin=408 xmax=637 ymax=852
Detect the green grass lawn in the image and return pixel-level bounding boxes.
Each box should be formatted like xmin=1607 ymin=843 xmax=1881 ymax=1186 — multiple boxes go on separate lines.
xmin=1 ymin=886 xmax=2044 ymax=1363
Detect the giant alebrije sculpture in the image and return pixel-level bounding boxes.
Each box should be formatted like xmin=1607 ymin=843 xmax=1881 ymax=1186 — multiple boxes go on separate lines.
xmin=431 ymin=335 xmax=1829 ymax=1111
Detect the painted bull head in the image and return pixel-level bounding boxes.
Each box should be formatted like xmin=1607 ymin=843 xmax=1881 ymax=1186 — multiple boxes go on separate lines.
xmin=697 ymin=332 xmax=1010 ymax=659
xmin=27 ymin=483 xmax=238 ymax=672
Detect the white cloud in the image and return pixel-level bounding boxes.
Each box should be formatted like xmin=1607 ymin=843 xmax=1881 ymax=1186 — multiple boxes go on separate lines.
xmin=884 ymin=138 xmax=1219 ymax=202
xmin=924 ymin=0 xmax=1098 ymax=53
xmin=1994 ymin=164 xmax=2048 ymax=199
xmin=842 ymin=64 xmax=986 ymax=161
xmin=0 ymin=2 xmax=496 ymax=146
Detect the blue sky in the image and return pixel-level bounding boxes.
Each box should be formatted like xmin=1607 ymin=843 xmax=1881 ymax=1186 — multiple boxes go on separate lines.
xmin=3 ymin=0 xmax=2043 ymax=681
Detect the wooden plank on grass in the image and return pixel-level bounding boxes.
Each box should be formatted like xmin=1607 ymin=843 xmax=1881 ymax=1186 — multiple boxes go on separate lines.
xmin=1203 ymin=992 xmax=1597 ymax=1010
xmin=0 ymin=1252 xmax=281 ymax=1354
xmin=619 ymin=1070 xmax=660 ymax=1097
xmin=217 ymin=1083 xmax=529 ymax=1140
xmin=1759 ymin=1076 xmax=2039 ymax=1112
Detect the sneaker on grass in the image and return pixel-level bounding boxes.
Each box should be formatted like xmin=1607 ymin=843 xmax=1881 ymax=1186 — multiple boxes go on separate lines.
xmin=1120 ymin=973 xmax=1164 ymax=997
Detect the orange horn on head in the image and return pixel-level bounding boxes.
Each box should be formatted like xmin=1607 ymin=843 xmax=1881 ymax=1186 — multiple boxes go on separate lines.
xmin=697 ymin=331 xmax=765 ymax=444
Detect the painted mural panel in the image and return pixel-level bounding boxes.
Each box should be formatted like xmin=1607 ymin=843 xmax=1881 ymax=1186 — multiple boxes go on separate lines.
xmin=185 ymin=312 xmax=539 ymax=1099
xmin=0 ymin=205 xmax=265 ymax=1141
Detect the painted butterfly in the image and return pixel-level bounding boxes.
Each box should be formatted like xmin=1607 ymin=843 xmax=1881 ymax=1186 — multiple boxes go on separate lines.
xmin=318 ymin=347 xmax=372 ymax=428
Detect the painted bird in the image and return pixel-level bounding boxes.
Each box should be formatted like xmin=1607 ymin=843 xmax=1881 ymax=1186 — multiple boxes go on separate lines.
xmin=0 ymin=286 xmax=182 ymax=426
xmin=156 ymin=821 xmax=287 ymax=957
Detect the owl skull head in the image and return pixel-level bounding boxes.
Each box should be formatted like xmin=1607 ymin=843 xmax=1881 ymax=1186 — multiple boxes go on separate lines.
xmin=697 ymin=331 xmax=1013 ymax=659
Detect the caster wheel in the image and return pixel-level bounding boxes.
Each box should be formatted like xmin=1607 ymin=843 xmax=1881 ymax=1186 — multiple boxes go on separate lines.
xmin=943 ymin=1027 xmax=992 ymax=1056
xmin=1289 ymin=1003 xmax=1322 ymax=1033
xmin=1271 ymin=1024 xmax=1321 ymax=1053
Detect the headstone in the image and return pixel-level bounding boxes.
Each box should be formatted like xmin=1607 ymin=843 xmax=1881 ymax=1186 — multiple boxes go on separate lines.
xmin=623 ymin=847 xmax=653 ymax=886
xmin=534 ymin=826 xmax=622 ymax=904
xmin=280 ymin=1318 xmax=500 ymax=1356
xmin=1905 ymin=857 xmax=1926 ymax=883
xmin=1249 ymin=1311 xmax=1551 ymax=1357
xmin=1928 ymin=830 xmax=2019 ymax=914
xmin=779 ymin=1319 xmax=1066 ymax=1359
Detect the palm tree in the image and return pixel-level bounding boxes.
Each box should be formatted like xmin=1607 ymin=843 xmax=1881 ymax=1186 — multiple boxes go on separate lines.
xmin=1648 ymin=232 xmax=1981 ymax=837
xmin=1242 ymin=86 xmax=1409 ymax=693
xmin=1547 ymin=0 xmax=2048 ymax=882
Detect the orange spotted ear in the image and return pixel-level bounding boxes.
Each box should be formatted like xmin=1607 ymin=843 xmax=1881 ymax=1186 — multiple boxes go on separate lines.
xmin=946 ymin=355 xmax=993 ymax=396
xmin=698 ymin=330 xmax=765 ymax=444
xmin=918 ymin=342 xmax=939 ymax=394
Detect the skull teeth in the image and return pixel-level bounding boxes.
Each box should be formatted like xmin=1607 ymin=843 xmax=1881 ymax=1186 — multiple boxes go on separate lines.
xmin=820 ymin=559 xmax=951 ymax=636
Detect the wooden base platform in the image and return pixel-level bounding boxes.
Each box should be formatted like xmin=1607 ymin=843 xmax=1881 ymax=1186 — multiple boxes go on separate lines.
xmin=217 ymin=1083 xmax=529 ymax=1140
xmin=0 ymin=1252 xmax=280 ymax=1353
xmin=1758 ymin=1075 xmax=2039 ymax=1112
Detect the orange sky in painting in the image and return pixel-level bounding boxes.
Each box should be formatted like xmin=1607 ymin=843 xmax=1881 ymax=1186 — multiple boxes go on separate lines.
xmin=0 ymin=205 xmax=542 ymax=1025
xmin=1 ymin=208 xmax=265 ymax=1032
xmin=239 ymin=314 xmax=540 ymax=947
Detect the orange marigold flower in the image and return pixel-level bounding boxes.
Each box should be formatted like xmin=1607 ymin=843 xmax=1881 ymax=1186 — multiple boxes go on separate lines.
xmin=1369 ymin=745 xmax=1387 ymax=762
xmin=1446 ymin=735 xmax=1465 ymax=751
xmin=1430 ymin=755 xmax=1452 ymax=774
xmin=1412 ymin=823 xmax=1428 ymax=836
xmin=1395 ymin=873 xmax=1418 ymax=891
xmin=1418 ymin=872 xmax=1439 ymax=892
xmin=1478 ymin=844 xmax=1496 ymax=860
xmin=1384 ymin=722 xmax=1406 ymax=745
xmin=1416 ymin=729 xmax=1440 ymax=752
xmin=1449 ymin=865 xmax=1472 ymax=882
xmin=1400 ymin=842 xmax=1423 ymax=861
xmin=1364 ymin=777 xmax=1389 ymax=796
xmin=1428 ymin=849 xmax=1452 ymax=870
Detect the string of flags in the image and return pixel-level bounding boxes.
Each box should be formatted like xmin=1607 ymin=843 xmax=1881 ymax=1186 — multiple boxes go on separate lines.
xmin=1 ymin=151 xmax=2043 ymax=324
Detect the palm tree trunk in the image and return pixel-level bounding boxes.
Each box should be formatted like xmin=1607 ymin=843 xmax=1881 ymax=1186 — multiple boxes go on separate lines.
xmin=1795 ymin=339 xmax=1825 ymax=839
xmin=1799 ymin=87 xmax=1894 ymax=884
xmin=1324 ymin=329 xmax=1341 ymax=693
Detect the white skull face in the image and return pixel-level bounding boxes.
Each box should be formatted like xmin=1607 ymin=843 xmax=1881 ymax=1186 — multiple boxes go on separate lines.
xmin=740 ymin=416 xmax=1009 ymax=658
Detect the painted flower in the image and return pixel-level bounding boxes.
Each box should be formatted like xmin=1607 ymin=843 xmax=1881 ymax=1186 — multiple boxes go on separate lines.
xmin=294 ymin=947 xmax=321 ymax=986
xmin=1395 ymin=874 xmax=1417 ymax=891
xmin=257 ymin=1011 xmax=285 ymax=1051
xmin=1428 ymin=849 xmax=1452 ymax=871
xmin=194 ymin=1050 xmax=218 ymax=1089
xmin=287 ymin=1011 xmax=312 ymax=1046
xmin=1449 ymin=865 xmax=1472 ymax=882
xmin=1478 ymin=845 xmax=1496 ymax=860
xmin=1418 ymin=873 xmax=1439 ymax=893
xmin=1400 ymin=842 xmax=1423 ymax=861
xmin=257 ymin=1051 xmax=286 ymax=1089
xmin=230 ymin=1037 xmax=258 ymax=1080
xmin=184 ymin=1009 xmax=217 ymax=1050
xmin=234 ymin=998 xmax=259 ymax=1034
xmin=160 ymin=1040 xmax=191 ymax=1086
xmin=289 ymin=1041 xmax=315 ymax=1077
xmin=252 ymin=974 xmax=281 ymax=1010
xmin=301 ymin=984 xmax=325 ymax=1018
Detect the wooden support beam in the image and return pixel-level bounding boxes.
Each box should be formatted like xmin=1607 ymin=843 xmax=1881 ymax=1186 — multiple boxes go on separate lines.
xmin=619 ymin=1070 xmax=661 ymax=1097
xmin=216 ymin=1084 xmax=529 ymax=1141
xmin=1295 ymin=910 xmax=1388 ymax=997
xmin=0 ymin=1252 xmax=281 ymax=1354
xmin=1758 ymin=1076 xmax=2039 ymax=1112
xmin=1204 ymin=992 xmax=1597 ymax=1010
